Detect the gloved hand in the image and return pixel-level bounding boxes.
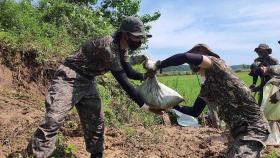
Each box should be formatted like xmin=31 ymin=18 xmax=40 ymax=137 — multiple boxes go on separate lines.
xmin=270 ymin=91 xmax=280 ymax=104
xmin=249 ymin=84 xmax=256 ymax=90
xmin=141 ymin=103 xmax=164 ymax=115
xmin=144 ymin=59 xmax=160 ymax=71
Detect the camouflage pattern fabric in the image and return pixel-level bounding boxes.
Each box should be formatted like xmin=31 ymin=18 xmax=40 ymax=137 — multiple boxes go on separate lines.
xmin=254 ymin=55 xmax=279 ymax=66
xmin=267 ymin=65 xmax=280 ymax=78
xmin=27 ymin=35 xmax=128 ymax=157
xmin=227 ymin=139 xmax=263 ymax=158
xmin=199 ymin=57 xmax=270 ymax=155
xmin=64 ymin=35 xmax=126 ymax=78
xmin=27 ymin=65 xmax=104 ymax=158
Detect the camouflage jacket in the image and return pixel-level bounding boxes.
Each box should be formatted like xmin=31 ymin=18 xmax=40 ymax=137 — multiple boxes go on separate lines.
xmin=254 ymin=55 xmax=279 ymax=66
xmin=267 ymin=65 xmax=280 ymax=78
xmin=200 ymin=57 xmax=269 ymax=141
xmin=64 ymin=35 xmax=129 ymax=78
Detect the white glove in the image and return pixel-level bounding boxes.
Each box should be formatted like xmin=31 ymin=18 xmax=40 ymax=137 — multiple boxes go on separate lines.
xmin=144 ymin=59 xmax=157 ymax=71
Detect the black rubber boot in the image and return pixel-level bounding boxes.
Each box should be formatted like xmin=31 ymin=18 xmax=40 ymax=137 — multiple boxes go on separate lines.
xmin=91 ymin=152 xmax=103 ymax=158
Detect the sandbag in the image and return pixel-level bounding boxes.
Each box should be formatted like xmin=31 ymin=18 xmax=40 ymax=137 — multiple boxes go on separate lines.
xmin=261 ymin=77 xmax=280 ymax=121
xmin=137 ymin=77 xmax=184 ymax=110
xmin=265 ymin=121 xmax=280 ymax=146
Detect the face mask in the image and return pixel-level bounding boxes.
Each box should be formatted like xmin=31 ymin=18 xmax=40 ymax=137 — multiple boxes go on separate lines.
xmin=190 ymin=64 xmax=200 ymax=73
xmin=128 ymin=40 xmax=142 ymax=50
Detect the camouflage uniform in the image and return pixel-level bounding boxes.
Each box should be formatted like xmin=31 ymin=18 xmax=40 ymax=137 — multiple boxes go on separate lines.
xmin=252 ymin=56 xmax=279 ymax=105
xmin=28 ymin=36 xmax=127 ymax=158
xmin=200 ymin=57 xmax=270 ymax=158
xmin=266 ymin=65 xmax=280 ymax=78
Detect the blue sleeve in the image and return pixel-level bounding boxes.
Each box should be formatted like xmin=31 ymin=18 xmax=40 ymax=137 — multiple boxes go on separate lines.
xmin=121 ymin=61 xmax=144 ymax=81
xmin=111 ymin=70 xmax=144 ymax=107
xmin=173 ymin=97 xmax=206 ymax=117
xmin=158 ymin=53 xmax=203 ymax=69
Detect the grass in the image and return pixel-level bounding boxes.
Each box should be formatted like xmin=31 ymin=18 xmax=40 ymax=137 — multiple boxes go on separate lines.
xmin=158 ymin=71 xmax=255 ymax=106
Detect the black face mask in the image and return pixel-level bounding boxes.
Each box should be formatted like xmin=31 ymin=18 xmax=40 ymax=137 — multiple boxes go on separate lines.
xmin=190 ymin=64 xmax=200 ymax=73
xmin=128 ymin=40 xmax=142 ymax=50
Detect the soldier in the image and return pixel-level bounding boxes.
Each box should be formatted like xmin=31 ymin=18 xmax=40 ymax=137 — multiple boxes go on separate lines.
xmin=145 ymin=44 xmax=270 ymax=158
xmin=27 ymin=16 xmax=162 ymax=158
xmin=257 ymin=64 xmax=280 ymax=103
xmin=249 ymin=44 xmax=279 ymax=105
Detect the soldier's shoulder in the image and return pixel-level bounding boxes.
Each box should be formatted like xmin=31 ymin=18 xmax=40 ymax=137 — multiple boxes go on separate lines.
xmin=269 ymin=55 xmax=279 ymax=61
xmin=254 ymin=57 xmax=262 ymax=62
xmin=91 ymin=35 xmax=114 ymax=48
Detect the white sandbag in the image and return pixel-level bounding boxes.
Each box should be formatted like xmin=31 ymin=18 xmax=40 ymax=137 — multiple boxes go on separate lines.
xmin=137 ymin=77 xmax=184 ymax=110
xmin=265 ymin=121 xmax=280 ymax=146
xmin=261 ymin=77 xmax=280 ymax=121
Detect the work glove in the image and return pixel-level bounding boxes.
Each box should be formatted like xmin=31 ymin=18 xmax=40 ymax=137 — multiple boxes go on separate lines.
xmin=270 ymin=91 xmax=280 ymax=104
xmin=141 ymin=103 xmax=164 ymax=115
xmin=144 ymin=59 xmax=161 ymax=71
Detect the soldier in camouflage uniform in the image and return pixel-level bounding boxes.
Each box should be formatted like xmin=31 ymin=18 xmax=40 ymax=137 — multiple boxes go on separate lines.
xmin=256 ymin=64 xmax=280 ymax=103
xmin=146 ymin=44 xmax=270 ymax=158
xmin=249 ymin=44 xmax=279 ymax=105
xmin=27 ymin=16 xmax=162 ymax=158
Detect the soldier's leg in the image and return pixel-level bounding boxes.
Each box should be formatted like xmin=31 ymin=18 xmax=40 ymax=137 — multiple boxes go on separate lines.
xmin=27 ymin=65 xmax=83 ymax=158
xmin=227 ymin=139 xmax=264 ymax=158
xmin=76 ymin=82 xmax=104 ymax=157
xmin=258 ymin=89 xmax=263 ymax=106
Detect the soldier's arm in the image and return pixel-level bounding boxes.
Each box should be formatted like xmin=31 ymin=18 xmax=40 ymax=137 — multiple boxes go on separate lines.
xmin=121 ymin=61 xmax=144 ymax=81
xmin=111 ymin=70 xmax=144 ymax=107
xmin=252 ymin=75 xmax=258 ymax=85
xmin=173 ymin=96 xmax=206 ymax=117
xmin=252 ymin=77 xmax=264 ymax=92
xmin=156 ymin=53 xmax=204 ymax=69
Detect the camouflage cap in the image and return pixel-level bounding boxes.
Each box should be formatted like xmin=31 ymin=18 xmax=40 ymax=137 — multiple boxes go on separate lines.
xmin=118 ymin=16 xmax=152 ymax=38
xmin=187 ymin=43 xmax=220 ymax=58
xmin=254 ymin=44 xmax=272 ymax=54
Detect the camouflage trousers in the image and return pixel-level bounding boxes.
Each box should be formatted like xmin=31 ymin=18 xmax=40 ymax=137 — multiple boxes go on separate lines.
xmin=227 ymin=138 xmax=265 ymax=158
xmin=27 ymin=65 xmax=104 ymax=158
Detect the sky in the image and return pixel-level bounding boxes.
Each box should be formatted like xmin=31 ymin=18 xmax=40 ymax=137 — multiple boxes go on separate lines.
xmin=139 ymin=0 xmax=280 ymax=65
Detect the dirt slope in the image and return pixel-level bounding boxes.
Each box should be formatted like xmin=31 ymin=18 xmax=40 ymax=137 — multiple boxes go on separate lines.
xmin=1 ymin=62 xmax=280 ymax=158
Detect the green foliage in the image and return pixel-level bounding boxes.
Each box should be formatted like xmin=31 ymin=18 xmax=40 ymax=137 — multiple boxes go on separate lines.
xmin=0 ymin=0 xmax=75 ymax=63
xmin=51 ymin=132 xmax=77 ymax=158
xmin=265 ymin=150 xmax=279 ymax=158
xmin=39 ymin=0 xmax=113 ymax=45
